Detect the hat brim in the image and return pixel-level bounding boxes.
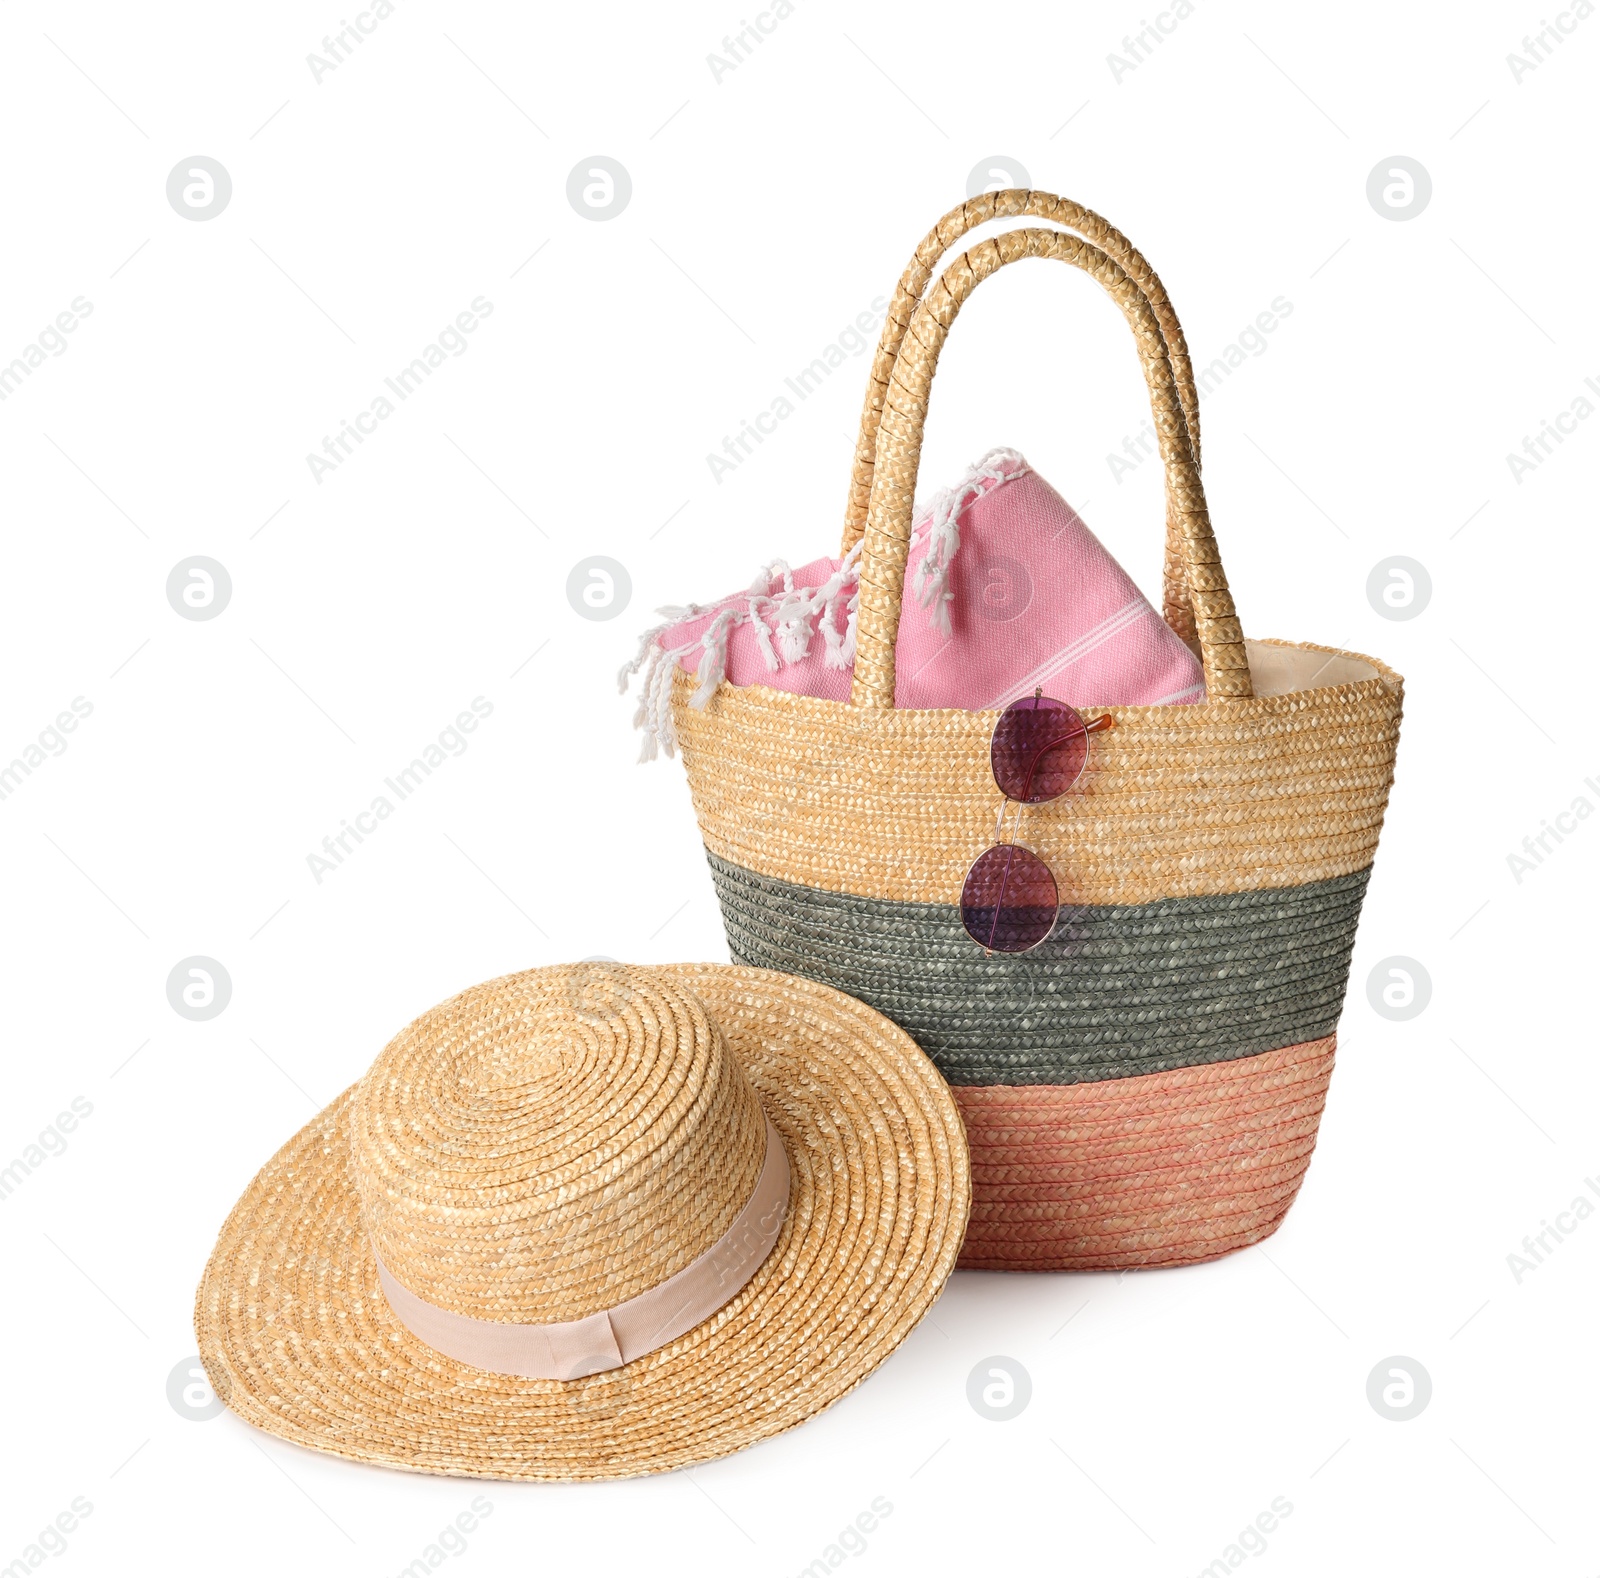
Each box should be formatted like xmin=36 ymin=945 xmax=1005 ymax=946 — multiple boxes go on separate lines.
xmin=194 ymin=964 xmax=970 ymax=1480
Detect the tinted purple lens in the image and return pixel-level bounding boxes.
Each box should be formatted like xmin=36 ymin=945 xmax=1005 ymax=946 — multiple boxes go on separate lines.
xmin=991 ymin=694 xmax=1088 ymax=804
xmin=960 ymin=843 xmax=1059 ymax=953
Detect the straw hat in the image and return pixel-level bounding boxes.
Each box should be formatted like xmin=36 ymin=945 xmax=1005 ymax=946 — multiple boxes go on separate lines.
xmin=194 ymin=961 xmax=969 ymax=1480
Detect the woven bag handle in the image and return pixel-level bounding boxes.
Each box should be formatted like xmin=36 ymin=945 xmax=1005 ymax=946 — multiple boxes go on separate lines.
xmin=850 ymin=227 xmax=1252 ymax=708
xmin=841 ymin=190 xmax=1204 ymax=647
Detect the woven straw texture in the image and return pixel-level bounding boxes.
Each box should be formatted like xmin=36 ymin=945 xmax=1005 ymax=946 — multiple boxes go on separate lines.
xmin=194 ymin=963 xmax=969 ymax=1480
xmin=675 ymin=641 xmax=1401 ymax=909
xmin=706 ymin=852 xmax=1366 ymax=1084
xmin=667 ymin=191 xmax=1403 ymax=1270
xmin=356 ymin=964 xmax=768 ymax=1322
xmin=954 ymin=1036 xmax=1336 ymax=1271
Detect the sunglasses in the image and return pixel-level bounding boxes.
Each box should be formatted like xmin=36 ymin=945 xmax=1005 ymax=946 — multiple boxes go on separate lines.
xmin=960 ymin=690 xmax=1116 ymax=954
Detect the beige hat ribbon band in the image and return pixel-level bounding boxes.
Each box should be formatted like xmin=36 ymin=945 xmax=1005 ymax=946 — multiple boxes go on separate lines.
xmin=373 ymin=1118 xmax=790 ymax=1381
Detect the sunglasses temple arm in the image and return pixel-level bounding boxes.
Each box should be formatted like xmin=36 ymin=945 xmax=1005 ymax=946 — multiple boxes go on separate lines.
xmin=1015 ymin=714 xmax=1114 ymax=801
xmin=986 ymin=840 xmax=1019 ymax=953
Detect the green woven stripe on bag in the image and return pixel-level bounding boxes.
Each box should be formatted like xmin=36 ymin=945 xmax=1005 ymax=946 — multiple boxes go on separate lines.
xmin=706 ymin=852 xmax=1369 ymax=1086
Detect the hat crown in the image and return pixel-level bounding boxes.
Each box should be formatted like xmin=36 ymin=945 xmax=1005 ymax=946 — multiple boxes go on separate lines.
xmin=353 ymin=964 xmax=768 ymax=1324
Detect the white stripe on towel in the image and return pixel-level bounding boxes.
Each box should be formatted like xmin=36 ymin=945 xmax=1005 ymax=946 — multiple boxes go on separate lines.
xmin=982 ymin=598 xmax=1150 ymax=710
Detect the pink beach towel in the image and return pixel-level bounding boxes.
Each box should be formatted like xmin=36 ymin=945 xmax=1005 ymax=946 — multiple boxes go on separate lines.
xmin=622 ymin=448 xmax=1204 ymax=758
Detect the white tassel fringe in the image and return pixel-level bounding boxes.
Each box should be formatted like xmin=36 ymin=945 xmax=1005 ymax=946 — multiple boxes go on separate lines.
xmin=623 ymin=448 xmax=1028 ymax=760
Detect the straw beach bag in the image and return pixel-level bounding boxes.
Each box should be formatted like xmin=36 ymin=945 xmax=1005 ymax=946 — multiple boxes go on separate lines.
xmin=672 ymin=191 xmax=1404 ymax=1271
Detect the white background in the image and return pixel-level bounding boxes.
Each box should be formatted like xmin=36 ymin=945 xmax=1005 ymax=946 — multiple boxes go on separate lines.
xmin=3 ymin=1 xmax=1597 ymax=1574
